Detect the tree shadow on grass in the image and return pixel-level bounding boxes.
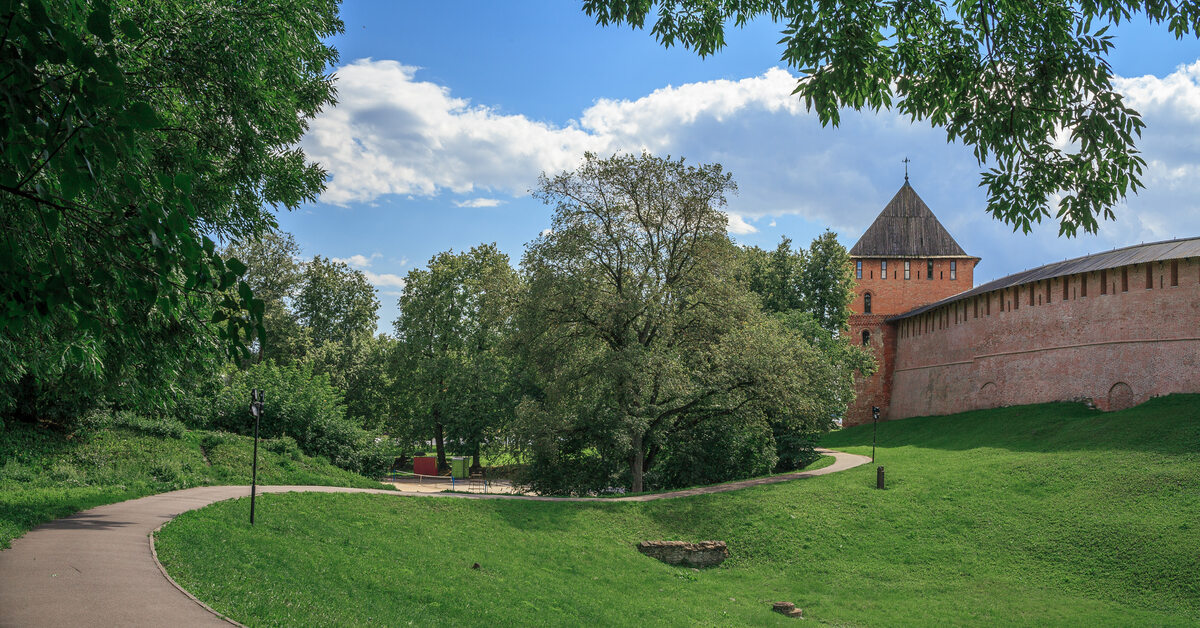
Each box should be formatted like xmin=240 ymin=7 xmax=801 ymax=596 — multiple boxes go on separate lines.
xmin=820 ymin=394 xmax=1200 ymax=457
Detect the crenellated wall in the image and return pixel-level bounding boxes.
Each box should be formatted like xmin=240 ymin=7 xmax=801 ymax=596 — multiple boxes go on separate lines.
xmin=887 ymin=258 xmax=1200 ymax=419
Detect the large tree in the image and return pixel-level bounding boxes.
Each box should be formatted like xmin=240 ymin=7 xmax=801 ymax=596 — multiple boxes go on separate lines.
xmin=517 ymin=152 xmax=855 ymax=494
xmin=393 ymin=244 xmax=520 ymax=471
xmin=582 ymin=0 xmax=1181 ymax=236
xmin=295 ymin=256 xmax=380 ymax=349
xmin=222 ymin=231 xmax=309 ymax=365
xmin=0 ymin=0 xmax=341 ymax=419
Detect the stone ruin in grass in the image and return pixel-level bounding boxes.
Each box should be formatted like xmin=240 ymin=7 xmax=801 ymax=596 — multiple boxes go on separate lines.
xmin=636 ymin=540 xmax=728 ymax=568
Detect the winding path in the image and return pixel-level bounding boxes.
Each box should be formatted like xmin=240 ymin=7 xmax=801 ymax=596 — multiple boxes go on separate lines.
xmin=0 ymin=448 xmax=870 ymax=627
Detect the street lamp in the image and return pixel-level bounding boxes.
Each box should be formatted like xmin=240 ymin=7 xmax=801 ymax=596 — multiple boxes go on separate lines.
xmin=249 ymin=388 xmax=264 ymax=524
xmin=871 ymin=405 xmax=880 ymax=462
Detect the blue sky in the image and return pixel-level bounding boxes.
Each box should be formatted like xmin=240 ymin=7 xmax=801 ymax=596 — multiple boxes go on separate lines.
xmin=281 ymin=2 xmax=1200 ymax=329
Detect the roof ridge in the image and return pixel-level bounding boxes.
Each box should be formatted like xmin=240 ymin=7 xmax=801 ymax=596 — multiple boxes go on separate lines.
xmin=890 ymin=235 xmax=1200 ymax=320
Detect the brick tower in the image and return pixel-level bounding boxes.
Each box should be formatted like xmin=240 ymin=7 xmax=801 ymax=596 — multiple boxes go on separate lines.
xmin=844 ymin=180 xmax=980 ymax=426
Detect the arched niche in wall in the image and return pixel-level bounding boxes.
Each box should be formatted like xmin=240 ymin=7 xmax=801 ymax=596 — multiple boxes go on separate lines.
xmin=1107 ymin=382 xmax=1134 ymax=411
xmin=978 ymin=381 xmax=998 ymax=410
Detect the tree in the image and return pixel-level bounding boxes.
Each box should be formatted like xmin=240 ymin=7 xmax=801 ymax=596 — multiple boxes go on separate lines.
xmin=741 ymin=232 xmax=868 ymax=468
xmin=307 ymin=334 xmax=396 ymax=431
xmin=0 ymin=0 xmax=340 ymax=418
xmin=393 ymin=244 xmax=520 ymax=471
xmin=295 ymin=256 xmax=380 ymax=349
xmin=222 ymin=231 xmax=309 ymax=365
xmin=517 ymin=152 xmax=854 ymax=494
xmin=581 ymin=0 xmax=1182 ymax=236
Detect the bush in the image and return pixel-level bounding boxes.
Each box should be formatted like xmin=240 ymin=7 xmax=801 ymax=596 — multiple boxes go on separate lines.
xmin=79 ymin=408 xmax=186 ymax=439
xmin=647 ymin=415 xmax=777 ymax=490
xmin=772 ymin=426 xmax=821 ymax=472
xmin=201 ymin=361 xmax=380 ymax=474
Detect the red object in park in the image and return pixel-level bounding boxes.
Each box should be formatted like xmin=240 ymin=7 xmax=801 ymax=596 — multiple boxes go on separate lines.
xmin=413 ymin=456 xmax=437 ymax=476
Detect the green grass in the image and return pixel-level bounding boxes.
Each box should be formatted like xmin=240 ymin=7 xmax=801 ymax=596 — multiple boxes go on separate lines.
xmin=0 ymin=423 xmax=387 ymax=548
xmin=154 ymin=395 xmax=1200 ymax=626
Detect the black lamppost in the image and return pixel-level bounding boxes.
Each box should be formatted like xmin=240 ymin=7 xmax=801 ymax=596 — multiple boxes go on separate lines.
xmin=872 ymin=406 xmax=885 ymax=489
xmin=871 ymin=406 xmax=880 ymax=462
xmin=249 ymin=388 xmax=263 ymax=525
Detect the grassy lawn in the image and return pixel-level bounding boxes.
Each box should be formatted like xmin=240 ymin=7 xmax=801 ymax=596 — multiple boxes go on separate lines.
xmin=154 ymin=395 xmax=1200 ymax=626
xmin=0 ymin=424 xmax=386 ymax=548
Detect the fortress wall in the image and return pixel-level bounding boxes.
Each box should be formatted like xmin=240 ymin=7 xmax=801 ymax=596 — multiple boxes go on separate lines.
xmin=887 ymin=258 xmax=1200 ymax=419
xmin=845 ymin=314 xmax=896 ymax=427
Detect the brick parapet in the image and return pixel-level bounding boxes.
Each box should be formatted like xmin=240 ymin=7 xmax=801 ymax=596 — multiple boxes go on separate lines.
xmin=888 ymin=258 xmax=1200 ymax=417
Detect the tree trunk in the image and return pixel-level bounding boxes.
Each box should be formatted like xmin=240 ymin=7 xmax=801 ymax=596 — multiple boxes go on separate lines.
xmin=630 ymin=431 xmax=645 ymax=493
xmin=434 ymin=422 xmax=448 ymax=473
xmin=472 ymin=442 xmax=481 ymax=469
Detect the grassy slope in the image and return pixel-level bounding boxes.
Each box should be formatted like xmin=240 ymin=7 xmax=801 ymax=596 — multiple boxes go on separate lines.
xmin=155 ymin=395 xmax=1200 ymax=626
xmin=0 ymin=425 xmax=386 ymax=548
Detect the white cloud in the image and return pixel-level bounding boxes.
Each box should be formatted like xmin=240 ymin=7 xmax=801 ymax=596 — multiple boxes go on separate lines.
xmin=364 ymin=271 xmax=406 ymax=289
xmin=725 ymin=212 xmax=758 ymax=235
xmin=306 ymin=57 xmax=1200 ymax=282
xmin=332 ymin=253 xmax=380 ymax=268
xmin=454 ymin=197 xmax=505 ymax=208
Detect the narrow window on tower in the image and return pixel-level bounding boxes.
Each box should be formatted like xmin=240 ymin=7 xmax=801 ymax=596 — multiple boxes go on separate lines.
xmin=1030 ymin=284 xmax=1035 ymax=306
xmin=1121 ymin=266 xmax=1128 ymax=292
xmin=1171 ymin=260 xmax=1179 ymax=286
xmin=1146 ymin=263 xmax=1153 ymax=289
xmin=986 ymin=295 xmax=991 ymax=315
xmin=864 ymin=293 xmax=872 ymax=314
xmin=856 ymin=260 xmax=862 ymax=279
xmin=927 ymin=259 xmax=934 ymax=280
xmin=1100 ymin=269 xmax=1108 ymax=294
xmin=1081 ymin=274 xmax=1088 ymax=297
xmin=1062 ymin=277 xmax=1069 ymax=301
xmin=904 ymin=260 xmax=911 ymax=280
xmin=881 ymin=260 xmax=887 ymax=280
xmin=973 ymin=298 xmax=978 ymax=318
xmin=950 ymin=260 xmax=957 ymax=280
xmin=862 ymin=330 xmax=870 ymax=346
xmin=1013 ymin=287 xmax=1019 ymax=310
xmin=1045 ymin=281 xmax=1051 ymax=304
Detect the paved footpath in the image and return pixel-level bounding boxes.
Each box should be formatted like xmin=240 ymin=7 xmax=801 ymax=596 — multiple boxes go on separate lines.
xmin=0 ymin=448 xmax=870 ymax=627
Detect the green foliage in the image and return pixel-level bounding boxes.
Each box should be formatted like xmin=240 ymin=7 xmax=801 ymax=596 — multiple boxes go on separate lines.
xmin=154 ymin=396 xmax=1200 ymax=626
xmin=0 ymin=0 xmax=342 ymax=419
xmin=296 ymin=256 xmax=381 ymax=349
xmin=393 ymin=244 xmax=521 ymax=469
xmin=201 ymin=361 xmax=385 ymax=475
xmin=307 ymin=334 xmax=396 ymax=430
xmin=0 ymin=419 xmax=384 ymax=548
xmin=222 ymin=231 xmax=309 ymax=365
xmin=516 ymin=152 xmax=860 ymax=494
xmin=581 ymin=0 xmax=1174 ymax=236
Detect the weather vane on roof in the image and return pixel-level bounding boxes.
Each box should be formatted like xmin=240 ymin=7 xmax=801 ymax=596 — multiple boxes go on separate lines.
xmin=902 ymin=156 xmax=911 ymax=182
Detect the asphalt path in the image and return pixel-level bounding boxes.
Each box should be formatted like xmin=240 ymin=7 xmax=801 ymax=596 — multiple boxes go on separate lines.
xmin=0 ymin=447 xmax=871 ymax=627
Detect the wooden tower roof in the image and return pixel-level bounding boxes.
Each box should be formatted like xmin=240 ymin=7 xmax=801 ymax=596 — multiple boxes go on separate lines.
xmin=849 ymin=181 xmax=970 ymax=258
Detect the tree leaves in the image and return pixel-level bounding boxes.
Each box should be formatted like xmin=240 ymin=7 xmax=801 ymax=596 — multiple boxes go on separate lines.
xmin=582 ymin=0 xmax=1177 ymax=236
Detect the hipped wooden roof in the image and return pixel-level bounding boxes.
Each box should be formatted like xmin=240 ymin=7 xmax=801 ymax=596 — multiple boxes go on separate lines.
xmin=850 ymin=182 xmax=970 ymax=258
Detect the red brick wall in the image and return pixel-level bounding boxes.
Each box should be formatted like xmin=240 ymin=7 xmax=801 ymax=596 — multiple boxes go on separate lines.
xmin=843 ymin=256 xmax=979 ymax=426
xmin=845 ymin=314 xmax=895 ymax=426
xmin=851 ymin=257 xmax=978 ymax=316
xmin=888 ymin=258 xmax=1200 ymax=419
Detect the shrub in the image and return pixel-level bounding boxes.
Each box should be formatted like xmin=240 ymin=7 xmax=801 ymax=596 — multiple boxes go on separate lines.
xmin=201 ymin=361 xmax=380 ymax=474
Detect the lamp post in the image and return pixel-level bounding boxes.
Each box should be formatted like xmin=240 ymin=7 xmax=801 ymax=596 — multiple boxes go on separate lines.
xmin=871 ymin=406 xmax=880 ymax=462
xmin=249 ymin=388 xmax=263 ymax=525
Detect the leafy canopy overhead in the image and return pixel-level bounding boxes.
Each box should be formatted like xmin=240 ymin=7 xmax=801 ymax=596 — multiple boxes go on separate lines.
xmin=0 ymin=0 xmax=340 ymax=415
xmin=580 ymin=0 xmax=1196 ymax=236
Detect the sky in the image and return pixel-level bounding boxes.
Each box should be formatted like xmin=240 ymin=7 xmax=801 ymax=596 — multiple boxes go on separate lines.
xmin=280 ymin=2 xmax=1200 ymax=330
